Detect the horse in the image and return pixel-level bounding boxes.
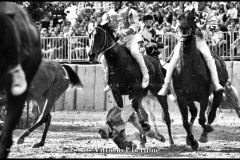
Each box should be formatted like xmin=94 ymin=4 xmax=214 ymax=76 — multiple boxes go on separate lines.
xmin=16 ymin=59 xmax=83 ymax=148
xmin=87 ymin=23 xmax=174 ymax=148
xmin=0 ymin=2 xmax=42 ymax=158
xmin=171 ymin=10 xmax=228 ymax=150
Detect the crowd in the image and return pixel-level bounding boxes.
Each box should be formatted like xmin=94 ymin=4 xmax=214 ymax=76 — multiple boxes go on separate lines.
xmin=36 ymin=1 xmax=240 ymax=38
xmin=34 ymin=1 xmax=240 ymax=59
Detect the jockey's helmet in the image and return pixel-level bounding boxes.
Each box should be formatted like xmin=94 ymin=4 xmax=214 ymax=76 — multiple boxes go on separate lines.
xmin=100 ymin=9 xmax=118 ymax=26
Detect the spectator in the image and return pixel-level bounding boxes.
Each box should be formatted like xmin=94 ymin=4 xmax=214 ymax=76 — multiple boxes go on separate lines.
xmin=64 ymin=2 xmax=78 ymax=28
xmin=87 ymin=16 xmax=97 ymax=35
xmin=172 ymin=2 xmax=180 ymax=12
xmin=58 ymin=31 xmax=64 ymax=37
xmin=184 ymin=2 xmax=194 ymax=12
xmin=226 ymin=2 xmax=238 ymax=21
xmin=171 ymin=14 xmax=179 ymax=32
xmin=154 ymin=8 xmax=164 ymax=25
xmin=52 ymin=2 xmax=66 ymax=27
xmin=55 ymin=23 xmax=62 ymax=34
xmin=63 ymin=26 xmax=70 ymax=37
xmin=146 ymin=6 xmax=154 ymax=15
xmin=79 ymin=24 xmax=87 ymax=36
xmin=40 ymin=28 xmax=49 ymax=37
xmin=216 ymin=8 xmax=227 ymax=25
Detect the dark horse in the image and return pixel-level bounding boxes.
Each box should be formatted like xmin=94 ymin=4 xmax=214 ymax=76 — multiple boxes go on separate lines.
xmin=88 ymin=23 xmax=174 ymax=148
xmin=0 ymin=2 xmax=42 ymax=158
xmin=172 ymin=10 xmax=228 ymax=150
xmin=16 ymin=59 xmax=83 ymax=148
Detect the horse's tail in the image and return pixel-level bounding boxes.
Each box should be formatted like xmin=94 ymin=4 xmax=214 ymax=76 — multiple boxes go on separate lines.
xmin=62 ymin=64 xmax=83 ymax=88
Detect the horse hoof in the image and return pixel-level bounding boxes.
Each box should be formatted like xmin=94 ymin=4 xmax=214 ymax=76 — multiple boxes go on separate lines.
xmin=205 ymin=125 xmax=214 ymax=133
xmin=32 ymin=143 xmax=43 ymax=148
xmin=155 ymin=132 xmax=165 ymax=142
xmin=140 ymin=121 xmax=150 ymax=132
xmin=16 ymin=138 xmax=24 ymax=144
xmin=191 ymin=140 xmax=199 ymax=151
xmin=169 ymin=140 xmax=174 ymax=146
xmin=199 ymin=135 xmax=208 ymax=143
xmin=158 ymin=135 xmax=166 ymax=143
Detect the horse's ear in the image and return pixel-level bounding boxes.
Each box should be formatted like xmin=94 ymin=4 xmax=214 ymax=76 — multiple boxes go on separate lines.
xmin=191 ymin=8 xmax=195 ymax=14
xmin=7 ymin=13 xmax=16 ymax=19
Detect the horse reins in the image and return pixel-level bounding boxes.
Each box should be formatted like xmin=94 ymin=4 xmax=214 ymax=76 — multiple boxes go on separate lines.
xmin=93 ymin=27 xmax=118 ymax=56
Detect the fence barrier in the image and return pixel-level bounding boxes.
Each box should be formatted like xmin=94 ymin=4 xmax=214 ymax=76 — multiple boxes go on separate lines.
xmin=41 ymin=31 xmax=240 ymax=63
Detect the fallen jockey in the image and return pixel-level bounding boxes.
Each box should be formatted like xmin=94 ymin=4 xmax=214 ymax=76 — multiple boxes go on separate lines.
xmin=98 ymin=100 xmax=169 ymax=149
xmin=208 ymin=80 xmax=240 ymax=118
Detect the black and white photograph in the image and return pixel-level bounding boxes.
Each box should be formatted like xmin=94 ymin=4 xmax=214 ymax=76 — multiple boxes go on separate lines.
xmin=0 ymin=1 xmax=240 ymax=158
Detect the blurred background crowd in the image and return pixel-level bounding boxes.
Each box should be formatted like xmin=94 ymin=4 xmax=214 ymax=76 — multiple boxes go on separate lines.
xmin=16 ymin=1 xmax=240 ymax=38
xmin=14 ymin=1 xmax=240 ymax=60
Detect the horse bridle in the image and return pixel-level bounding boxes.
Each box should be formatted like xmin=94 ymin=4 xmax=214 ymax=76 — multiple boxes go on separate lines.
xmin=91 ymin=26 xmax=117 ymax=56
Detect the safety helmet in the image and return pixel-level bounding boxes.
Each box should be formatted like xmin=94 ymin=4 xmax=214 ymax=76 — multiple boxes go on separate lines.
xmin=100 ymin=9 xmax=118 ymax=25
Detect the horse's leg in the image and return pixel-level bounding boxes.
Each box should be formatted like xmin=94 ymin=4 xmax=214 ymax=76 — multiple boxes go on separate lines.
xmin=186 ymin=102 xmax=198 ymax=146
xmin=155 ymin=95 xmax=174 ymax=146
xmin=139 ymin=134 xmax=147 ymax=148
xmin=188 ymin=102 xmax=198 ymax=127
xmin=111 ymin=89 xmax=123 ymax=108
xmin=16 ymin=100 xmax=48 ymax=145
xmin=198 ymin=95 xmax=214 ymax=143
xmin=208 ymin=91 xmax=223 ymax=124
xmin=200 ymin=90 xmax=223 ymax=142
xmin=132 ymin=97 xmax=151 ymax=132
xmin=178 ymin=98 xmax=199 ymax=150
xmin=141 ymin=100 xmax=166 ymax=143
xmin=218 ymin=108 xmax=224 ymax=119
xmin=128 ymin=111 xmax=147 ymax=147
xmin=0 ymin=92 xmax=27 ymax=158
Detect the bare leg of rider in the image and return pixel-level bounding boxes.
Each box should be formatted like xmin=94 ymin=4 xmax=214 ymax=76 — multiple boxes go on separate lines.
xmin=158 ymin=42 xmax=181 ymax=95
xmin=130 ymin=33 xmax=149 ymax=88
xmin=100 ymin=54 xmax=111 ymax=92
xmin=196 ymin=37 xmax=224 ymax=92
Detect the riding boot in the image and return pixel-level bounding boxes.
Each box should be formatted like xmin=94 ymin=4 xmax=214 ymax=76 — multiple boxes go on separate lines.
xmin=9 ymin=64 xmax=27 ymax=96
xmin=196 ymin=38 xmax=224 ymax=92
xmin=131 ymin=52 xmax=149 ymax=88
xmin=206 ymin=59 xmax=224 ymax=92
xmin=158 ymin=42 xmax=181 ymax=95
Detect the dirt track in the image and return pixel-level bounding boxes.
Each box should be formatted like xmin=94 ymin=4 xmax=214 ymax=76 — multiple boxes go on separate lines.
xmin=7 ymin=109 xmax=240 ymax=158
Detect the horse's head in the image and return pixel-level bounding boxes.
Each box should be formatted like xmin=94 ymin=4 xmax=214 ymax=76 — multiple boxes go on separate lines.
xmin=98 ymin=107 xmax=137 ymax=150
xmin=178 ymin=10 xmax=198 ymax=41
xmin=87 ymin=23 xmax=116 ymax=63
xmin=0 ymin=13 xmax=20 ymax=90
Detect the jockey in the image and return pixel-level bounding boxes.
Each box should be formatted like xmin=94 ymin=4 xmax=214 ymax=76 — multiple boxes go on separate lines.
xmin=158 ymin=6 xmax=224 ymax=96
xmin=139 ymin=14 xmax=163 ymax=56
xmin=100 ymin=1 xmax=149 ymax=92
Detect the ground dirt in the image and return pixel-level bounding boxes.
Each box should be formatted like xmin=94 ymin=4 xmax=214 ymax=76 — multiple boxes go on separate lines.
xmin=7 ymin=108 xmax=240 ymax=158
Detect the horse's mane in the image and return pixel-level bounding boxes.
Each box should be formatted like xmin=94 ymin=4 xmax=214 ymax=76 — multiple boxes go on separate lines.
xmin=99 ymin=23 xmax=117 ymax=42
